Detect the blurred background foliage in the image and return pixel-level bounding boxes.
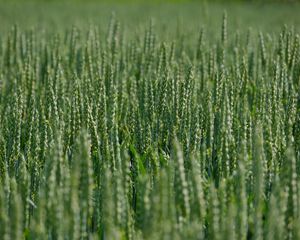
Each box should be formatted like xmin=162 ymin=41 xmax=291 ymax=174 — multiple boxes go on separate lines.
xmin=0 ymin=0 xmax=299 ymax=49
xmin=0 ymin=0 xmax=299 ymax=32
xmin=1 ymin=0 xmax=299 ymax=2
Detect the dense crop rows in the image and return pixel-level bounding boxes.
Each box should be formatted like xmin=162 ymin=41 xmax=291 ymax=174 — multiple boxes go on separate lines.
xmin=0 ymin=12 xmax=300 ymax=239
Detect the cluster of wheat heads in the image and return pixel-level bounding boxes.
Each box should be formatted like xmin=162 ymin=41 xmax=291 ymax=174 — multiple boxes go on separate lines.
xmin=0 ymin=13 xmax=300 ymax=239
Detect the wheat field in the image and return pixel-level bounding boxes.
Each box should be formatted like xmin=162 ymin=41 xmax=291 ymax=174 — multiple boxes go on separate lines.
xmin=0 ymin=1 xmax=300 ymax=239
